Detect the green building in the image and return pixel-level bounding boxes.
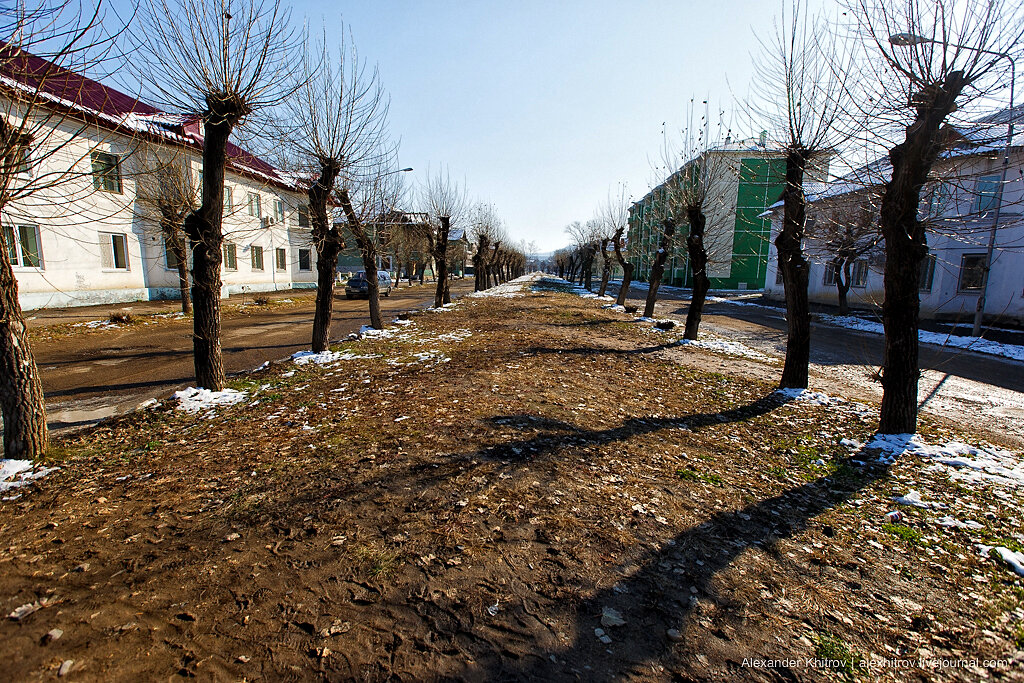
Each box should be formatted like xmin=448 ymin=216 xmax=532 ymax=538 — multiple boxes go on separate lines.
xmin=628 ymin=141 xmax=788 ymax=290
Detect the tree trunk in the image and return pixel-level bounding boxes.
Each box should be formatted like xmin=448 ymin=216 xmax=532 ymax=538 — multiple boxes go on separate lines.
xmin=162 ymin=218 xmax=192 ymax=315
xmin=776 ymin=149 xmax=811 ymax=389
xmin=683 ymin=208 xmax=710 ymax=340
xmin=474 ymin=238 xmax=489 ymax=291
xmin=431 ymin=217 xmax=450 ymax=308
xmin=0 ymin=233 xmax=47 ymax=460
xmin=878 ymin=72 xmax=966 ymax=435
xmin=183 ymin=105 xmax=239 ymax=391
xmin=597 ymin=239 xmax=611 ymax=297
xmin=309 ymin=160 xmax=342 ymax=352
xmin=613 ymin=227 xmax=634 ymax=306
xmin=338 ymin=189 xmax=383 ymax=329
xmin=643 ymin=218 xmax=675 ymax=318
xmin=835 ymin=259 xmax=851 ymax=316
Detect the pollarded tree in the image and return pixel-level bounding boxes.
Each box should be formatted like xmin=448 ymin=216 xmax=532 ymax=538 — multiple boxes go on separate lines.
xmin=131 ymin=0 xmax=301 ymax=390
xmin=0 ymin=0 xmax=127 ymax=459
xmin=849 ymin=0 xmax=1024 ymax=433
xmin=748 ymin=0 xmax=851 ymax=389
xmin=470 ymin=202 xmax=503 ymax=291
xmin=600 ymin=185 xmax=634 ymax=306
xmin=337 ymin=157 xmax=407 ymax=329
xmin=809 ymin=200 xmax=882 ymax=315
xmin=419 ymin=168 xmax=467 ymax=307
xmin=285 ymin=24 xmax=391 ymax=352
xmin=134 ymin=145 xmax=198 ymax=314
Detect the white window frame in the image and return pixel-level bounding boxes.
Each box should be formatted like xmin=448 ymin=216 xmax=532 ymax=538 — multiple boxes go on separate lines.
xmin=275 ymin=247 xmax=287 ymax=272
xmin=99 ymin=231 xmax=130 ymax=271
xmin=224 ymin=185 xmax=233 ymax=211
xmin=850 ymin=260 xmax=868 ymax=288
xmin=91 ymin=151 xmax=123 ymax=193
xmin=3 ymin=223 xmax=43 ymax=269
xmin=273 ymin=198 xmax=285 ymax=223
xmin=247 ymin=192 xmax=261 ymax=218
xmin=223 ymin=242 xmax=238 ymax=271
xmin=250 ymin=244 xmax=264 ymax=271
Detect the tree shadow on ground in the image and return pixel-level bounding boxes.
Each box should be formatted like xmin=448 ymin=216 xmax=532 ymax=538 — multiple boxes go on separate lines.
xmin=521 ymin=342 xmax=682 ymax=358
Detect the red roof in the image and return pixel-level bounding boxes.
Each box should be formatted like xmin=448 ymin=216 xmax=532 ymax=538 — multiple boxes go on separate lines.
xmin=0 ymin=45 xmax=306 ymax=193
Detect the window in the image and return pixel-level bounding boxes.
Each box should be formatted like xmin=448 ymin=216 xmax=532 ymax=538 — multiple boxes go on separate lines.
xmin=251 ymin=245 xmax=264 ymax=271
xmin=275 ymin=247 xmax=287 ymax=271
xmin=164 ymin=237 xmax=180 ymax=270
xmin=775 ymin=263 xmax=784 ymax=285
xmin=5 ymin=133 xmax=31 ymax=175
xmin=3 ymin=224 xmax=42 ymax=268
xmin=223 ymin=243 xmax=237 ymax=271
xmin=298 ymin=248 xmax=311 ymax=271
xmin=823 ymin=262 xmax=838 ymax=287
xmin=919 ymin=254 xmax=936 ymax=292
xmin=297 ymin=205 xmax=310 ymax=228
xmin=99 ymin=232 xmax=129 ymax=270
xmin=273 ymin=199 xmax=285 ymax=223
xmin=224 ymin=185 xmax=233 ymax=211
xmin=974 ymin=174 xmax=1002 ymax=214
xmin=247 ymin=192 xmax=261 ymax=218
xmin=850 ymin=260 xmax=868 ymax=288
xmin=958 ymin=254 xmax=987 ymax=291
xmin=929 ymin=182 xmax=954 ymax=215
xmin=91 ymin=151 xmax=122 ymax=193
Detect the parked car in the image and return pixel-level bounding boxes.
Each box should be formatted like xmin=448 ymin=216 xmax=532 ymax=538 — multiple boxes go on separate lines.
xmin=345 ymin=271 xmax=393 ymax=299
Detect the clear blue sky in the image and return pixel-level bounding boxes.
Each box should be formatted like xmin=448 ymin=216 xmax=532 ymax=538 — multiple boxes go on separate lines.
xmin=117 ymin=1 xmax=829 ymax=251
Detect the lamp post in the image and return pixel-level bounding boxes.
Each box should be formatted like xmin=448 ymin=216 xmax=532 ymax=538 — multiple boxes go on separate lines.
xmin=889 ymin=33 xmax=1016 ymax=336
xmin=372 ymin=166 xmax=413 ymax=270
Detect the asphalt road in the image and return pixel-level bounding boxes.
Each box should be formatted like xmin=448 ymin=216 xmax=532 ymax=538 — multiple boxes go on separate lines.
xmin=35 ymin=279 xmax=474 ymax=432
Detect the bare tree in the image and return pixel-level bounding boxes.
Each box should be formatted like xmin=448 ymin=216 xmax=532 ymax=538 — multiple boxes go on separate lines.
xmin=131 ymin=0 xmax=301 ymax=390
xmin=419 ymin=168 xmax=467 ymax=307
xmin=134 ymin=145 xmax=198 ymax=314
xmin=848 ymin=0 xmax=1024 ymax=433
xmin=749 ymin=0 xmax=850 ymax=389
xmin=0 ymin=0 xmax=128 ymax=459
xmin=337 ymin=159 xmax=407 ymax=329
xmin=285 ymin=24 xmax=390 ymax=352
xmin=600 ymin=186 xmax=634 ymax=306
xmin=808 ymin=200 xmax=881 ymax=314
xmin=470 ymin=202 xmax=503 ymax=292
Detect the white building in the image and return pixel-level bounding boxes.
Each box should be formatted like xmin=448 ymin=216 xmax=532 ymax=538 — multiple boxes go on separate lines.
xmin=764 ymin=106 xmax=1024 ymax=325
xmin=2 ymin=50 xmax=317 ymax=311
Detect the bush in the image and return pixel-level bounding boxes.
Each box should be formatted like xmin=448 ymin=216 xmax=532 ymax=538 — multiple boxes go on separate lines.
xmin=108 ymin=311 xmax=133 ymax=325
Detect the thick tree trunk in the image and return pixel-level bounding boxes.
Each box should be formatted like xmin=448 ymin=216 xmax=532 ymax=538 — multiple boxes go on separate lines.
xmin=183 ymin=105 xmax=240 ymax=391
xmin=431 ymin=217 xmax=450 ymax=308
xmin=309 ymin=160 xmax=342 ymax=353
xmin=0 ymin=236 xmax=47 ymax=459
xmin=613 ymin=227 xmax=634 ymax=306
xmin=643 ymin=218 xmax=675 ymax=318
xmin=878 ymin=72 xmax=965 ymax=435
xmin=473 ymin=238 xmax=489 ymax=291
xmin=683 ymin=208 xmax=710 ymax=340
xmin=162 ymin=219 xmax=192 ymax=315
xmin=776 ymin=150 xmax=811 ymax=389
xmin=338 ymin=189 xmax=382 ymax=329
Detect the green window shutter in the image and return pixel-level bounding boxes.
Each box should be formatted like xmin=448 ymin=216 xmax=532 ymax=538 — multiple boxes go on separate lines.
xmin=19 ymin=225 xmax=40 ymax=267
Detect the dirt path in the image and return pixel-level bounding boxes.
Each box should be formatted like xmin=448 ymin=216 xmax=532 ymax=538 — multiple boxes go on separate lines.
xmin=2 ymin=278 xmax=1022 ymax=681
xmin=611 ymin=282 xmax=1024 ymax=448
xmin=31 ymin=279 xmax=474 ymax=432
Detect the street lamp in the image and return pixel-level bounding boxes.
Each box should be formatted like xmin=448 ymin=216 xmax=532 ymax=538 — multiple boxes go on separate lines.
xmin=373 ymin=166 xmax=413 ymax=269
xmin=888 ymin=32 xmax=1016 ymax=336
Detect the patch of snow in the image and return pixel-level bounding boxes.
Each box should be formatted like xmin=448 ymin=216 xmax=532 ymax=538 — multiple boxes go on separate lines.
xmin=935 ymin=516 xmax=984 ymax=530
xmin=892 ymin=490 xmax=946 ymax=509
xmin=977 ymin=544 xmax=1024 ymax=577
xmin=818 ymin=313 xmax=1024 ymax=362
xmin=173 ymin=387 xmax=248 ymax=413
xmin=858 ymin=434 xmax=1024 ymax=488
xmin=72 ymin=320 xmax=121 ymax=330
xmin=679 ymin=337 xmax=772 ymax=362
xmin=291 ymin=350 xmax=377 ymax=365
xmin=469 ymin=273 xmax=538 ymax=299
xmin=0 ymin=459 xmax=58 ymax=493
xmin=359 ymin=325 xmax=405 ymax=339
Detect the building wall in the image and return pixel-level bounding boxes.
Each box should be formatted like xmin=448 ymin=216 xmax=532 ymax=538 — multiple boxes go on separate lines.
xmin=627 ymin=149 xmax=787 ymax=291
xmin=3 ymin=102 xmax=315 ymax=310
xmin=763 ymin=151 xmax=1024 ymax=323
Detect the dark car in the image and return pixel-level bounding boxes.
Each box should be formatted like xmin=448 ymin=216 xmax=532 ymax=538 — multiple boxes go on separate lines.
xmin=345 ymin=271 xmax=393 ymax=299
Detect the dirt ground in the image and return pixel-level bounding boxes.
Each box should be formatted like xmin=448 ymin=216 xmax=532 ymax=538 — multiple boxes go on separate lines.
xmin=2 ymin=277 xmax=1023 ymax=681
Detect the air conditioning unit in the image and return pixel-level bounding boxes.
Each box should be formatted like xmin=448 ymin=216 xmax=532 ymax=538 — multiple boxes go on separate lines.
xmin=261 ymin=217 xmax=273 ymax=228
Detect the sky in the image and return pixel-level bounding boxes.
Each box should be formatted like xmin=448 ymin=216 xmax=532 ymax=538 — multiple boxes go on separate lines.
xmin=110 ymin=0 xmax=830 ymax=252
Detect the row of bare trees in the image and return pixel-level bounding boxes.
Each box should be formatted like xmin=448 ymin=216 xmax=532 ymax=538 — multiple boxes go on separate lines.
xmin=583 ymin=0 xmax=1022 ymax=436
xmin=0 ymin=0 xmax=519 ymax=460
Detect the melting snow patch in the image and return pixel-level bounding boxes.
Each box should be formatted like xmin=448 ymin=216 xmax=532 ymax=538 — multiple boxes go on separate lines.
xmin=936 ymin=516 xmax=984 ymax=530
xmin=977 ymin=544 xmax=1024 ymax=577
xmin=601 ymin=304 xmax=626 ymax=312
xmin=291 ymin=350 xmax=377 ymax=365
xmin=856 ymin=434 xmax=1024 ymax=487
xmin=678 ymin=337 xmax=772 ymax=362
xmin=359 ymin=325 xmax=406 ymax=339
xmin=892 ymin=490 xmax=946 ymax=509
xmin=469 ymin=274 xmax=535 ymax=298
xmin=0 ymin=459 xmax=58 ymax=493
xmin=173 ymin=387 xmax=248 ymax=413
xmin=72 ymin=320 xmax=121 ymax=330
